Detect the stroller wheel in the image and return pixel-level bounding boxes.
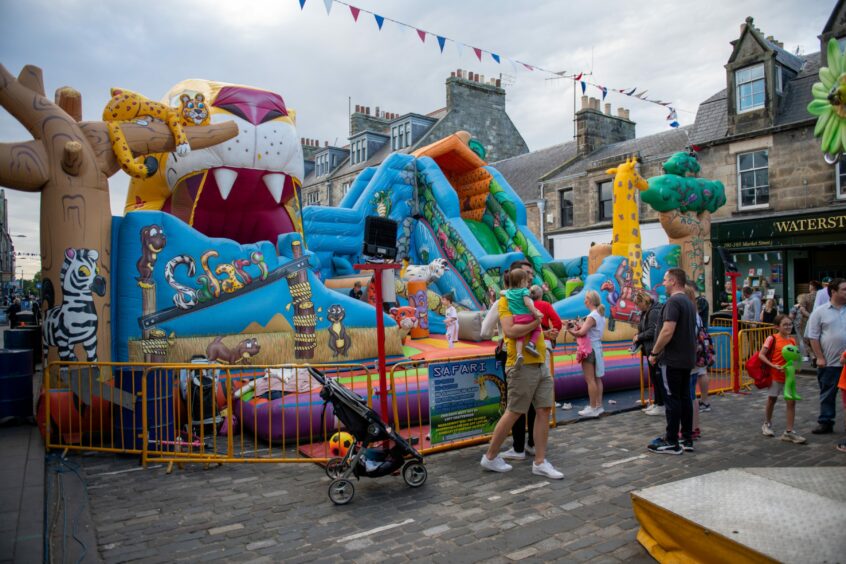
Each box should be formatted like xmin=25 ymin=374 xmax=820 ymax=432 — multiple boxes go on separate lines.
xmin=325 ymin=457 xmax=346 ymax=479
xmin=328 ymin=478 xmax=355 ymax=505
xmin=402 ymin=461 xmax=427 ymax=488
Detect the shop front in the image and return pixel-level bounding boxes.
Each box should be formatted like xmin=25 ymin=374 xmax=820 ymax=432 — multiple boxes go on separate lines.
xmin=711 ymin=208 xmax=846 ymax=314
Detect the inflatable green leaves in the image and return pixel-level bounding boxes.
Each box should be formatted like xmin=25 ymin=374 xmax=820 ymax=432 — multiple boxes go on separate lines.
xmin=642 ymin=152 xmax=726 ymax=213
xmin=808 ymin=38 xmax=846 ymax=159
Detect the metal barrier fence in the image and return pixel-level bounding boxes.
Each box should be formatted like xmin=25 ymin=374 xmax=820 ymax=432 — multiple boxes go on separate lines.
xmin=45 ymin=353 xmax=554 ymax=465
xmin=637 ymin=330 xmax=735 ymax=404
xmin=44 ymin=361 xmax=375 ymax=468
xmin=737 ymin=326 xmax=778 ymax=389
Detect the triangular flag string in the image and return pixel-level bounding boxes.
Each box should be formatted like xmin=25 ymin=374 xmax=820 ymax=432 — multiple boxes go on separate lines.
xmin=301 ymin=0 xmax=685 ymax=126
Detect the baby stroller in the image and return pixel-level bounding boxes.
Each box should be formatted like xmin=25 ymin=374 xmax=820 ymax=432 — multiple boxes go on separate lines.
xmin=308 ymin=367 xmax=427 ymax=505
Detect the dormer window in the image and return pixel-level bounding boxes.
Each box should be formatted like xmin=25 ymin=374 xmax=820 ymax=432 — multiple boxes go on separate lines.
xmin=316 ymin=153 xmax=329 ymax=177
xmin=391 ymin=121 xmax=413 ymax=150
xmin=349 ymin=139 xmax=368 ymax=165
xmin=736 ymin=64 xmax=765 ymax=112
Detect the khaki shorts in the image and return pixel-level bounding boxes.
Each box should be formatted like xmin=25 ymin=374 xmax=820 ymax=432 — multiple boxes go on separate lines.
xmin=505 ymin=363 xmax=554 ymax=414
xmin=767 ymin=380 xmax=785 ymax=398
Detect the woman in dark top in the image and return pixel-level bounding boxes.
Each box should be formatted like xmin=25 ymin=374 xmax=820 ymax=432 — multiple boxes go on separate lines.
xmin=760 ymin=298 xmax=778 ymax=325
xmin=634 ymin=292 xmax=664 ymax=415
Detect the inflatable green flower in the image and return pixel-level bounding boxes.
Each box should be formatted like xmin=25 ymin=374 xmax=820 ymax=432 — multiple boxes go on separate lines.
xmin=808 ymin=38 xmax=846 ymax=162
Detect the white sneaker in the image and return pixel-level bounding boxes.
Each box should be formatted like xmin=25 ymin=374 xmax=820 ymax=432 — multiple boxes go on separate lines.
xmin=761 ymin=422 xmax=775 ymax=437
xmin=532 ymin=459 xmax=563 ymax=480
xmin=641 ymin=403 xmax=654 ymax=413
xmin=646 ymin=405 xmax=665 ymax=416
xmin=480 ymin=454 xmax=512 ymax=473
xmin=525 ymin=445 xmax=536 ymax=456
xmin=500 ymin=448 xmax=526 ymax=460
xmin=592 ymin=407 xmax=605 ymax=417
xmin=577 ymin=406 xmax=594 ymax=416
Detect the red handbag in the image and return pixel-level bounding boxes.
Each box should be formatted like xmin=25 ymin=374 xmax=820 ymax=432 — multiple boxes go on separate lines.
xmin=745 ymin=336 xmax=774 ymax=389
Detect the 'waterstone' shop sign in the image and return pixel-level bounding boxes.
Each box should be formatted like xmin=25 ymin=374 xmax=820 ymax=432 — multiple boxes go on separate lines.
xmin=713 ymin=210 xmax=846 ymax=249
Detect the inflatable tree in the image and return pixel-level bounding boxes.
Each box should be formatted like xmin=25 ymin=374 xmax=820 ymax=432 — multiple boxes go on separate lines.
xmin=642 ymin=151 xmax=726 ymax=292
xmin=0 ymin=63 xmax=235 ymax=368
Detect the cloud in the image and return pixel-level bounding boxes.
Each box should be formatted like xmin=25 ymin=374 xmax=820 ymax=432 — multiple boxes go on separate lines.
xmin=0 ymin=0 xmax=834 ymax=276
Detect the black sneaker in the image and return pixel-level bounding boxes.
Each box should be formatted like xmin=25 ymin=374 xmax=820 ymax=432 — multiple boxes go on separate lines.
xmin=647 ymin=437 xmax=683 ymax=455
xmin=811 ymin=423 xmax=834 ymax=435
xmin=682 ymin=439 xmax=695 ymax=452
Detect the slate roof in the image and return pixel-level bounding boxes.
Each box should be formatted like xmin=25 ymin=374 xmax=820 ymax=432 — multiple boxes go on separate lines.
xmin=542 ymin=126 xmax=693 ymax=182
xmin=690 ymin=52 xmax=819 ymax=146
xmin=490 ymin=141 xmax=578 ymax=202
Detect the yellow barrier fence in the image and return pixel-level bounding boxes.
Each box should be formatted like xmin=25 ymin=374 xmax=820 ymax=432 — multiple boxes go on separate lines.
xmin=43 ymin=361 xmax=375 ymax=468
xmin=637 ymin=331 xmax=735 ymax=403
xmin=737 ymin=326 xmax=778 ymax=390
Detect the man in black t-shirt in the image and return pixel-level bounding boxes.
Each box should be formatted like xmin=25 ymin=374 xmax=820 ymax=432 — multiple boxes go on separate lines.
xmin=646 ymin=268 xmax=697 ymax=455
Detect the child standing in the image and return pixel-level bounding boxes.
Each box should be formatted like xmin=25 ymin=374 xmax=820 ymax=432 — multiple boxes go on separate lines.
xmin=442 ymin=294 xmax=459 ymax=348
xmin=502 ymin=268 xmax=544 ymax=367
xmin=760 ymin=314 xmax=806 ymax=444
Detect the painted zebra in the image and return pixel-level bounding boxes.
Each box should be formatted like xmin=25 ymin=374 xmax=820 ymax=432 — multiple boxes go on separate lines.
xmin=164 ymin=255 xmax=198 ymax=309
xmin=43 ymin=248 xmax=107 ymax=362
xmin=641 ymin=251 xmax=659 ymax=290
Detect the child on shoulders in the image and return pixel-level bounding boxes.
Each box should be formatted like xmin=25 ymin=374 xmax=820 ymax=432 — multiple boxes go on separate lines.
xmin=501 ymin=268 xmax=544 ymax=367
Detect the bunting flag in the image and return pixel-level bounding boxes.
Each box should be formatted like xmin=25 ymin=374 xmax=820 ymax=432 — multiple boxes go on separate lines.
xmin=299 ymin=0 xmax=682 ymax=127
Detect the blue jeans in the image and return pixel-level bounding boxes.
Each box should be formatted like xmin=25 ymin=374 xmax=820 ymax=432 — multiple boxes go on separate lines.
xmin=817 ymin=366 xmax=841 ymax=425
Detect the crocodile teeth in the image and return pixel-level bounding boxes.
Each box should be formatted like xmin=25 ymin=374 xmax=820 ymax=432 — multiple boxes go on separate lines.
xmin=213 ymin=168 xmax=238 ymax=200
xmin=263 ymin=173 xmax=286 ymax=204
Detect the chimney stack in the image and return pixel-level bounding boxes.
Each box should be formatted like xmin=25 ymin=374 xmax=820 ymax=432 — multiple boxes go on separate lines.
xmin=604 ymin=103 xmax=611 ymax=115
xmin=581 ymin=95 xmax=589 ymax=110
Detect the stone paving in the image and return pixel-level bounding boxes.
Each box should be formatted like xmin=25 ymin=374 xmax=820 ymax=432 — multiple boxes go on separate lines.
xmin=68 ymin=374 xmax=845 ymax=563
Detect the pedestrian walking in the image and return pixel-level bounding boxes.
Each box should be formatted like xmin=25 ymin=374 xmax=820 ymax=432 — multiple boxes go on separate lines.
xmin=481 ymin=281 xmax=563 ymax=479
xmin=759 ymin=315 xmax=806 ymax=444
xmin=741 ymin=286 xmax=762 ymax=324
xmin=760 ymin=298 xmax=778 ymax=325
xmin=806 ymin=277 xmax=846 ymax=435
xmin=646 ymin=268 xmax=697 ymax=455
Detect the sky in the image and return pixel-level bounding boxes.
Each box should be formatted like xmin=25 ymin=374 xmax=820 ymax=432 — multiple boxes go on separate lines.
xmin=0 ymin=0 xmax=834 ymax=278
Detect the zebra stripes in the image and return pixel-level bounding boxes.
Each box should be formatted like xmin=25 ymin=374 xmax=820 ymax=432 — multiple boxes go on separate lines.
xmin=43 ymin=248 xmax=106 ymax=362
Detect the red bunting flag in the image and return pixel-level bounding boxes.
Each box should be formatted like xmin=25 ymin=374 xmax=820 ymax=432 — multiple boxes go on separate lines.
xmin=473 ymin=47 xmax=482 ymax=61
xmin=574 ymin=72 xmax=583 ymax=81
xmin=349 ymin=5 xmax=360 ymax=21
xmin=417 ymin=29 xmax=426 ymax=42
xmin=521 ymin=62 xmax=534 ymax=71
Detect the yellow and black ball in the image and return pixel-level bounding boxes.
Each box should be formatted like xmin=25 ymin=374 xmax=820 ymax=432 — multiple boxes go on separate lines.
xmin=329 ymin=431 xmax=354 ymax=457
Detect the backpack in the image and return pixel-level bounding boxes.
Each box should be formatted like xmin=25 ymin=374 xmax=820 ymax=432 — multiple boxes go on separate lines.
xmin=745 ymin=336 xmax=774 ymax=389
xmin=695 ymin=316 xmax=716 ymax=368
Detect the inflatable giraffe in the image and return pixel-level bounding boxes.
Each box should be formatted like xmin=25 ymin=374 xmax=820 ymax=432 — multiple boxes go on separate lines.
xmin=606 ymin=157 xmax=648 ymax=287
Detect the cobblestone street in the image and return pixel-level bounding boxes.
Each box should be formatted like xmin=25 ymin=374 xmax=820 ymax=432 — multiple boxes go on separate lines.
xmin=65 ymin=374 xmax=846 ymax=563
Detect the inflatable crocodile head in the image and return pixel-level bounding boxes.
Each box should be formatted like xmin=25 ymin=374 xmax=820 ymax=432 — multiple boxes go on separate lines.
xmin=124 ymin=79 xmax=304 ymax=245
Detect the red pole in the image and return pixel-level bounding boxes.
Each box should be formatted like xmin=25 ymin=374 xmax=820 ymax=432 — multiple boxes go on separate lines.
xmin=729 ymin=272 xmax=741 ymax=393
xmin=354 ymin=263 xmax=400 ymax=421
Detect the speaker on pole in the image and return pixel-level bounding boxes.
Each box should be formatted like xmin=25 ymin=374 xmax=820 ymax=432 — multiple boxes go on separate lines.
xmin=363 ymin=216 xmax=398 ymax=260
xmin=716 ymin=247 xmax=738 ymax=273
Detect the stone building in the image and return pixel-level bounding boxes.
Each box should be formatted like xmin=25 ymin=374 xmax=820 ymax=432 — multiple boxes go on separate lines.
xmin=0 ymin=189 xmax=15 ymax=298
xmin=301 ymin=70 xmax=529 ymax=207
xmin=696 ymin=9 xmax=846 ymax=308
xmin=493 ymin=98 xmax=689 ymax=259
